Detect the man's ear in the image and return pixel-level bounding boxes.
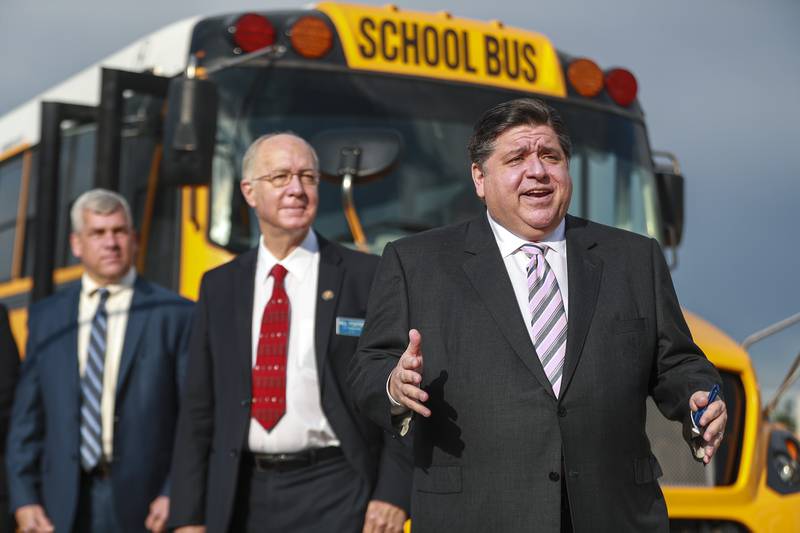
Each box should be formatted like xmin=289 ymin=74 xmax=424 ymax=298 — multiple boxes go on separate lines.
xmin=471 ymin=163 xmax=486 ymax=200
xmin=240 ymin=179 xmax=257 ymax=208
xmin=69 ymin=232 xmax=83 ymax=260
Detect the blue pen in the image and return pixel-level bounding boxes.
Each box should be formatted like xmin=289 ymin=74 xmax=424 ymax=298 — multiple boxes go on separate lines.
xmin=692 ymin=384 xmax=720 ymax=429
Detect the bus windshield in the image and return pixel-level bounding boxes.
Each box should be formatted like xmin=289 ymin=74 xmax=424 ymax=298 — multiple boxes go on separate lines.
xmin=208 ymin=66 xmax=661 ymax=253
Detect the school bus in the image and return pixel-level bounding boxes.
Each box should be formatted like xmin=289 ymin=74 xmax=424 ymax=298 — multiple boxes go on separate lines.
xmin=0 ymin=2 xmax=798 ymax=530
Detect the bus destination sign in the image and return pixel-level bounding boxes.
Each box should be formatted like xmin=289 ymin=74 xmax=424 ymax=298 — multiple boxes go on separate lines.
xmin=317 ymin=2 xmax=567 ymax=97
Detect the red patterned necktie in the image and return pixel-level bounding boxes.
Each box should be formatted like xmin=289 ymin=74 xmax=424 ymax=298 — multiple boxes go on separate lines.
xmin=252 ymin=264 xmax=290 ymax=431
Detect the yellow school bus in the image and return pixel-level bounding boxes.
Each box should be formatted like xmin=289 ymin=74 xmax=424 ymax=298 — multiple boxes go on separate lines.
xmin=0 ymin=2 xmax=797 ymax=529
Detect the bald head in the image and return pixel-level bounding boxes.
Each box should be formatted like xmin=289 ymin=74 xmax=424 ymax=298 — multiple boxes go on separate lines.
xmin=242 ymin=132 xmax=319 ymax=183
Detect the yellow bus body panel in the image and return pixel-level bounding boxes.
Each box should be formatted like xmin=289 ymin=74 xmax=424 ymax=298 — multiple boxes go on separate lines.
xmin=664 ymin=311 xmax=800 ymax=531
xmin=178 ymin=186 xmax=234 ymax=301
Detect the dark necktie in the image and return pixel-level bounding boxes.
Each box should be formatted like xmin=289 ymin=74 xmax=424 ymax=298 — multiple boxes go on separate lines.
xmin=251 ymin=264 xmax=290 ymax=431
xmin=80 ymin=288 xmax=109 ymax=470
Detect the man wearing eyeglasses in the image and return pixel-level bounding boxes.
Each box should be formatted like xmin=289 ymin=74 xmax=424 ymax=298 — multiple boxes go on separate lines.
xmin=168 ymin=133 xmax=411 ymax=533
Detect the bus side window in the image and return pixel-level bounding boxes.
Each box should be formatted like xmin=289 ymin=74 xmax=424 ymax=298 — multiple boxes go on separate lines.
xmin=0 ymin=154 xmax=24 ymax=281
xmin=22 ymin=148 xmax=38 ymax=279
xmin=55 ymin=124 xmax=97 ymax=268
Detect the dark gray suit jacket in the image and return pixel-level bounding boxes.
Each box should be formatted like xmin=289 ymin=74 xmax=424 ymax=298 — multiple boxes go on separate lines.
xmin=168 ymin=234 xmax=412 ymax=532
xmin=349 ymin=214 xmax=721 ymax=532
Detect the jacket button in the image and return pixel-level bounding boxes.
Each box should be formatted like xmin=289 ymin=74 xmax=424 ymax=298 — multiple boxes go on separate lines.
xmin=549 ymin=471 xmax=560 ymax=482
xmin=558 ymin=406 xmax=567 ymax=417
xmin=241 ymin=399 xmax=250 ymax=407
xmin=229 ymin=449 xmax=239 ymax=458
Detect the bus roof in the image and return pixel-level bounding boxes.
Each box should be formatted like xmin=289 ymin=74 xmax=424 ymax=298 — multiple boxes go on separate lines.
xmin=0 ymin=17 xmax=199 ymax=156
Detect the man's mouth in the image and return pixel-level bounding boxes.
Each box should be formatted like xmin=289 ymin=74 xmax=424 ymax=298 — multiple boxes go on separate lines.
xmin=522 ymin=190 xmax=553 ymax=199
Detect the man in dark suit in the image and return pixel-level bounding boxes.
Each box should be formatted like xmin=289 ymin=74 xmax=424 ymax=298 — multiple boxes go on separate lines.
xmin=349 ymin=98 xmax=728 ymax=532
xmin=168 ymin=133 xmax=411 ymax=533
xmin=6 ymin=189 xmax=193 ymax=533
xmin=0 ymin=304 xmax=20 ymax=533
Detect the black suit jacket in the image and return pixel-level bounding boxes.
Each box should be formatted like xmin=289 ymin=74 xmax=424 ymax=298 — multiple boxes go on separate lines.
xmin=349 ymin=214 xmax=721 ymax=532
xmin=169 ymin=234 xmax=412 ymax=532
xmin=0 ymin=304 xmax=20 ymax=509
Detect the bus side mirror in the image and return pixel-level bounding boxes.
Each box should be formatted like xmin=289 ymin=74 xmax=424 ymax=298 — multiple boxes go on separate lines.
xmin=653 ymin=151 xmax=685 ymax=248
xmin=312 ymin=128 xmax=402 ymax=183
xmin=311 ymin=129 xmax=402 ymax=251
xmin=161 ymin=76 xmax=218 ymax=186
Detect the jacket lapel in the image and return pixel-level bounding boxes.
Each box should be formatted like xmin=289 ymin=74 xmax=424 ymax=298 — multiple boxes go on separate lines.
xmin=561 ymin=216 xmax=603 ymax=398
xmin=461 ymin=215 xmax=555 ymax=397
xmin=61 ymin=284 xmax=82 ymax=421
xmin=314 ymin=235 xmax=344 ymax=392
xmin=116 ymin=277 xmax=151 ymax=399
xmin=234 ymin=250 xmax=258 ymax=395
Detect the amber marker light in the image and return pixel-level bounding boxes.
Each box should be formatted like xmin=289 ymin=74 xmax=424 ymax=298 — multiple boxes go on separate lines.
xmin=787 ymin=439 xmax=799 ymax=462
xmin=290 ymin=16 xmax=333 ymax=59
xmin=233 ymin=13 xmax=276 ymax=53
xmin=567 ymin=58 xmax=604 ymax=98
xmin=605 ymin=68 xmax=638 ymax=107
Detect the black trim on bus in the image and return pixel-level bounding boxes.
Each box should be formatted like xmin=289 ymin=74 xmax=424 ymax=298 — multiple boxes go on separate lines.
xmin=34 ymin=102 xmax=96 ymax=302
xmin=95 ymin=68 xmax=171 ymax=192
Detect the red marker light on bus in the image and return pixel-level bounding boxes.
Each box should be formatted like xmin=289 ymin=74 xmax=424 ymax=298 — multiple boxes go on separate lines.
xmin=567 ymin=58 xmax=604 ymax=98
xmin=290 ymin=16 xmax=333 ymax=59
xmin=233 ymin=13 xmax=276 ymax=53
xmin=605 ymin=68 xmax=638 ymax=107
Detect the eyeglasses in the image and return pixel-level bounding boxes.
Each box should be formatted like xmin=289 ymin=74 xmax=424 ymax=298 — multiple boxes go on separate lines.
xmin=250 ymin=170 xmax=320 ymax=188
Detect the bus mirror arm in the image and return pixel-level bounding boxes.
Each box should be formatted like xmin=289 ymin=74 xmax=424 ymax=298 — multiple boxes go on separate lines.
xmin=763 ymin=349 xmax=800 ymax=420
xmin=336 ymin=147 xmax=370 ymax=252
xmin=664 ymin=231 xmax=679 ymax=271
xmin=740 ymin=312 xmax=800 ymax=418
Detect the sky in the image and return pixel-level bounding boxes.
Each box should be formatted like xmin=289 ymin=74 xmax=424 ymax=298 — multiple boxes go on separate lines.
xmin=1 ymin=0 xmax=799 ymax=402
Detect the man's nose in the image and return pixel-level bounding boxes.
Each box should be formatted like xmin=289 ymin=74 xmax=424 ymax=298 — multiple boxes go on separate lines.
xmin=524 ymin=156 xmax=547 ymax=179
xmin=101 ymin=232 xmax=120 ymax=247
xmin=285 ymin=173 xmax=306 ymax=194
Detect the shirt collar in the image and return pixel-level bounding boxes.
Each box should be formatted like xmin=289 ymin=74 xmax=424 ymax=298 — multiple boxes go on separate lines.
xmin=81 ymin=267 xmax=137 ymax=298
xmin=257 ymin=230 xmax=319 ymax=284
xmin=486 ymin=211 xmax=566 ymax=259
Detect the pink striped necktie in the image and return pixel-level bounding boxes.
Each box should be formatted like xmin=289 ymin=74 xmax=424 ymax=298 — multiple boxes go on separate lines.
xmin=521 ymin=244 xmax=567 ymax=398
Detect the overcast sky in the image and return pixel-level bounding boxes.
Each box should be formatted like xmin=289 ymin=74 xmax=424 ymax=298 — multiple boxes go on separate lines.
xmin=2 ymin=0 xmax=799 ymax=401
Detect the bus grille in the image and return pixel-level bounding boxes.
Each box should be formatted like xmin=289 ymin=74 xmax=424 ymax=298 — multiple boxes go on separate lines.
xmin=646 ymin=398 xmax=714 ymax=486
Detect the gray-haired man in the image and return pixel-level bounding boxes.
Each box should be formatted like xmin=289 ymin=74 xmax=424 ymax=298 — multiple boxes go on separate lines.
xmin=7 ymin=188 xmax=193 ymax=533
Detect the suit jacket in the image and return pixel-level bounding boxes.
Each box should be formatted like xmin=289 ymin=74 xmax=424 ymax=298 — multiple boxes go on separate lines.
xmin=5 ymin=277 xmax=193 ymax=533
xmin=0 ymin=304 xmax=20 ymax=507
xmin=349 ymin=214 xmax=721 ymax=533
xmin=168 ymin=234 xmax=412 ymax=532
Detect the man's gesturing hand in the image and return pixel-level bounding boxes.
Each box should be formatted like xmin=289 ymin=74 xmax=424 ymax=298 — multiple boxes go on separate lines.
xmin=388 ymin=329 xmax=431 ymax=417
xmin=362 ymin=500 xmax=407 ymax=533
xmin=689 ymin=389 xmax=728 ymax=464
xmin=15 ymin=504 xmax=54 ymax=533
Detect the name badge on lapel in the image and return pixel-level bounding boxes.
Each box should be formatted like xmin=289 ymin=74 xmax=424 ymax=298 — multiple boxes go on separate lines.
xmin=336 ymin=317 xmax=365 ymax=337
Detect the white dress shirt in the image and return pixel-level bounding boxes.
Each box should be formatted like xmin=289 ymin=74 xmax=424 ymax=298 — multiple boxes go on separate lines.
xmin=248 ymin=231 xmax=340 ymax=453
xmin=77 ymin=268 xmax=136 ymax=460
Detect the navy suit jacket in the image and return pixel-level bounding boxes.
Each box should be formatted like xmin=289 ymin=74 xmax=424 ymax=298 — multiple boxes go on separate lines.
xmin=6 ymin=277 xmax=193 ymax=533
